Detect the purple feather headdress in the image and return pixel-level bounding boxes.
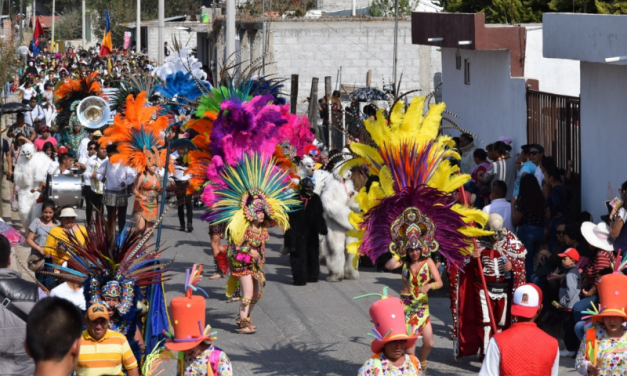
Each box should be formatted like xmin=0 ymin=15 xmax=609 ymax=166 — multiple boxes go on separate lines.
xmin=359 ymin=186 xmax=470 ymax=269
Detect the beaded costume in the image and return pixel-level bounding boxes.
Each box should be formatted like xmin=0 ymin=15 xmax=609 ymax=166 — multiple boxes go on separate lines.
xmin=345 ymin=95 xmax=491 ymax=343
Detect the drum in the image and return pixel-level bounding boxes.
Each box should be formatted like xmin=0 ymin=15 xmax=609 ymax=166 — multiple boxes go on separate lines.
xmin=45 ymin=173 xmax=83 ymax=208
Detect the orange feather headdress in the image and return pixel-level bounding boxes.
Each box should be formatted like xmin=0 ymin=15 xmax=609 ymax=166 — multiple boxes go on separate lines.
xmin=99 ymin=91 xmax=173 ymax=173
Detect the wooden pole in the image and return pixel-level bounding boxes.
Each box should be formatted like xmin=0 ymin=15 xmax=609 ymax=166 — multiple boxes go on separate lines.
xmin=325 ymin=76 xmax=331 ymax=148
xmin=307 ymin=77 xmax=319 ymax=139
xmin=290 ymin=74 xmax=299 ymax=115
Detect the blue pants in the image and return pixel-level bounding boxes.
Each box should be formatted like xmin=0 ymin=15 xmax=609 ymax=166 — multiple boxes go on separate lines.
xmin=575 ymin=320 xmax=592 ymax=341
xmin=573 ymin=295 xmax=598 ymax=322
xmin=517 ymin=224 xmax=545 ymax=282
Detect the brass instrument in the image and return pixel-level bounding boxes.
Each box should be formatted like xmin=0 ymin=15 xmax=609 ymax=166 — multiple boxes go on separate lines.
xmin=91 ymin=158 xmax=104 ymax=195
xmin=77 ymin=96 xmax=111 ymax=129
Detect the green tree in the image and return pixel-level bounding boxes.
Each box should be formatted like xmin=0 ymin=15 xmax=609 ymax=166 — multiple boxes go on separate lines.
xmin=368 ymin=0 xmax=420 ymax=16
xmin=54 ymin=8 xmax=83 ymax=40
xmin=595 ymin=0 xmax=626 ymax=13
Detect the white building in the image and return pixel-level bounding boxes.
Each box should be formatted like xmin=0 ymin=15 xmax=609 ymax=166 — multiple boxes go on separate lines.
xmin=543 ymin=13 xmax=627 ymax=220
xmin=411 ymin=12 xmax=580 ymax=152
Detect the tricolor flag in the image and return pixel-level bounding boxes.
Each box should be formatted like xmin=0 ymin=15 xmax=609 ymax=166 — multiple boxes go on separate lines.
xmin=31 ymin=16 xmax=44 ymax=55
xmin=99 ymin=10 xmax=113 ymax=57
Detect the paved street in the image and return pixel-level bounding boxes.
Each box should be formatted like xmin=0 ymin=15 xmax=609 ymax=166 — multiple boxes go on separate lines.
xmin=4 ymin=186 xmax=579 ymax=375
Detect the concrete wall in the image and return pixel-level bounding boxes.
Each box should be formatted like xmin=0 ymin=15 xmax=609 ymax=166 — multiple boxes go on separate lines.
xmin=146 ymin=23 xmax=201 ymax=61
xmin=544 ymin=13 xmax=627 ymax=65
xmin=213 ymin=19 xmax=442 ymax=114
xmin=579 ymin=62 xmax=627 ymax=220
xmin=525 ymin=26 xmax=580 ymax=96
xmin=440 ymin=48 xmax=527 ymax=150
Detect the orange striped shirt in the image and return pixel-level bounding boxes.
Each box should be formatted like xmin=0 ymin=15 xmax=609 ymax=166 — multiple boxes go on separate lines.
xmin=76 ymin=329 xmax=137 ymax=376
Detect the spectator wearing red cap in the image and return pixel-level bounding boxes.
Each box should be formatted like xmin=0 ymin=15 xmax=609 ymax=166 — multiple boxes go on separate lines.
xmin=555 ymin=248 xmax=581 ymax=357
xmin=479 ymin=284 xmax=559 ymax=376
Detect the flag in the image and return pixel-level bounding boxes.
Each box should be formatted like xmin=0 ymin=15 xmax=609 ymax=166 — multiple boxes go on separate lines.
xmin=99 ymin=10 xmax=113 ymax=57
xmin=31 ymin=16 xmax=44 ymax=56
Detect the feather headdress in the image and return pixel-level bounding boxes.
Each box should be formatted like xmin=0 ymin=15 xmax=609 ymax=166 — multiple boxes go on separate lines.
xmin=54 ymin=72 xmax=103 ymax=127
xmin=202 ymin=153 xmax=300 ymax=245
xmin=100 ymin=91 xmax=172 ymax=173
xmin=345 ymin=96 xmax=491 ymax=270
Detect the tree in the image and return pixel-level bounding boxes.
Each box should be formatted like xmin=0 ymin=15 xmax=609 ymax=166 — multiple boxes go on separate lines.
xmin=368 ymin=0 xmax=420 ymax=16
xmin=54 ymin=8 xmax=83 ymax=40
xmin=0 ymin=36 xmax=19 ymax=88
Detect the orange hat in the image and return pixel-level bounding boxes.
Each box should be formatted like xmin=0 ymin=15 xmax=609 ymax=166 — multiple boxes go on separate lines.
xmin=164 ymin=265 xmax=217 ymax=351
xmin=592 ymin=273 xmax=627 ymax=322
xmin=369 ymin=296 xmax=418 ymax=354
xmin=87 ymin=304 xmax=109 ymax=321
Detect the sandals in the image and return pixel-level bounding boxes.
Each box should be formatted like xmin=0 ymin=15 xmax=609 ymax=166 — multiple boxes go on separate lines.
xmin=236 ymin=317 xmax=256 ymax=334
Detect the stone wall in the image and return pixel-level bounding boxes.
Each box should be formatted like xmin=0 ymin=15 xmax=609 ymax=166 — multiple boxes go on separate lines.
xmin=212 ymin=18 xmax=442 ymax=114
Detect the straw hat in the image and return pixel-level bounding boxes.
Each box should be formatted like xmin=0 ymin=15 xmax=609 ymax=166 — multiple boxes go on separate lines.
xmin=581 ymin=221 xmax=614 ymax=252
xmin=58 ymin=207 xmax=77 ymax=218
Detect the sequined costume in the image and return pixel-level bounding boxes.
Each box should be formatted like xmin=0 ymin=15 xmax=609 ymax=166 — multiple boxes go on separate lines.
xmin=401 ymin=261 xmax=431 ymax=334
xmin=133 ymin=173 xmax=162 ymax=222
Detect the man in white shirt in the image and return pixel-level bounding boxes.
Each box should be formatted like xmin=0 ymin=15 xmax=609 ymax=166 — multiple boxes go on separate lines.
xmin=76 ymin=130 xmax=103 ymax=163
xmin=25 ymin=97 xmax=45 ymax=129
xmin=97 ymin=143 xmax=136 ymax=233
xmin=49 ymin=280 xmax=86 ymax=311
xmin=482 ymin=180 xmax=514 ymax=232
xmin=77 ymin=140 xmax=98 ymax=226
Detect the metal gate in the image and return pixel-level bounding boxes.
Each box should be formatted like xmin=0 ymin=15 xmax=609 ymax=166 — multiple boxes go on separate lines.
xmin=526 ymin=89 xmax=581 ymax=215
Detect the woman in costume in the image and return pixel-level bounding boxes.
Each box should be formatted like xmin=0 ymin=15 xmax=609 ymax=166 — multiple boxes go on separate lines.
xmin=204 ymin=154 xmax=299 ymax=334
xmin=345 ymin=95 xmax=490 ymax=372
xmin=384 ymin=208 xmax=443 ymax=362
xmin=132 ymin=154 xmax=163 ymax=234
xmin=575 ymin=271 xmax=627 ymax=375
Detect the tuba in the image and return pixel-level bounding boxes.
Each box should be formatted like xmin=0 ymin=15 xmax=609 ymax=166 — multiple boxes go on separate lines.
xmin=77 ymin=96 xmax=111 ymax=129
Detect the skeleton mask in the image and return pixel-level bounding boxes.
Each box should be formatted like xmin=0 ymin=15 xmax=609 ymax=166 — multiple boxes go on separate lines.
xmin=485 ymin=213 xmax=505 ymax=243
xmin=300 ymin=156 xmax=315 ymax=176
xmin=21 ymin=143 xmax=35 ymax=160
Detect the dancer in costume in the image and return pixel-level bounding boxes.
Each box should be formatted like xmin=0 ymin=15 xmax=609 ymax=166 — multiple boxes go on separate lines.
xmin=158 ymin=265 xmax=232 ymax=376
xmin=38 ymin=210 xmax=172 ymax=365
xmin=384 ymin=207 xmax=443 ymax=362
xmin=356 ymin=288 xmax=422 ymax=376
xmin=132 ymin=155 xmax=163 ymax=234
xmin=98 ymin=91 xmax=172 ymax=234
xmin=203 ymin=154 xmax=299 ymax=334
xmin=345 ymin=95 xmax=491 ymax=371
xmin=471 ymin=213 xmax=527 ymax=357
xmin=575 ymin=269 xmax=627 ymax=375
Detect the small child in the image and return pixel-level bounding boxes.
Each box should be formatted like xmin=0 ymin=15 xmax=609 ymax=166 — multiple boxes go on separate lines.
xmin=163 ymin=265 xmax=233 ymax=376
xmin=556 ymin=248 xmax=581 ymax=357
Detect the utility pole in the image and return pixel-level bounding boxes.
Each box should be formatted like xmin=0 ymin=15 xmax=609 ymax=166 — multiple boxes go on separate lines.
xmin=226 ymin=0 xmax=235 ymax=61
xmin=136 ymin=0 xmax=141 ymax=53
xmin=262 ymin=0 xmax=265 ymax=75
xmin=392 ymin=0 xmax=399 ymax=95
xmin=158 ymin=0 xmax=164 ymax=64
xmin=51 ymin=0 xmax=55 ymax=52
xmin=19 ymin=0 xmax=23 ymax=44
xmin=81 ymin=0 xmax=85 ymax=47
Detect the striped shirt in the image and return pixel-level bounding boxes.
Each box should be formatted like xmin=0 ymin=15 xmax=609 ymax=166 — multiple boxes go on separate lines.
xmin=76 ymin=329 xmax=138 ymax=376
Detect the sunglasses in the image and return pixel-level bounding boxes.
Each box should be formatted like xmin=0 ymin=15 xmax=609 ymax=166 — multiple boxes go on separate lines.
xmin=556 ymin=231 xmax=565 ymax=235
xmin=530 ymin=151 xmax=540 ymax=155
xmin=88 ymin=147 xmax=96 ymax=150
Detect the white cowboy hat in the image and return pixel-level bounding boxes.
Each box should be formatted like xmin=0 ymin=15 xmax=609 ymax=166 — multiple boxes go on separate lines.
xmin=58 ymin=207 xmax=78 ymax=218
xmin=581 ymin=221 xmax=614 ymax=252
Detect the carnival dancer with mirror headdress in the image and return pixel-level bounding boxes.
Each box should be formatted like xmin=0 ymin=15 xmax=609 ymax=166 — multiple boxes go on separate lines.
xmin=345 ymin=96 xmax=491 ymax=372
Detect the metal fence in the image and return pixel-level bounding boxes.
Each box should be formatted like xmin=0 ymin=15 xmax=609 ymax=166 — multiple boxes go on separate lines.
xmin=526 ymin=89 xmax=581 ymax=214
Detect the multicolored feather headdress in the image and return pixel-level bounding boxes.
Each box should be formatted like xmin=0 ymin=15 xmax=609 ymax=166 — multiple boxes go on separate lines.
xmin=99 ymin=91 xmax=172 ymax=172
xmin=202 ymin=153 xmax=300 ymax=246
xmin=54 ymin=72 xmax=103 ymax=127
xmin=345 ymin=96 xmax=491 ymax=269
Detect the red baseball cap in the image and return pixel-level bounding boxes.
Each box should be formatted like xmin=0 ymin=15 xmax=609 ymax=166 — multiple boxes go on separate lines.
xmin=511 ymin=284 xmax=542 ymax=319
xmin=558 ymin=248 xmax=580 ymax=262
